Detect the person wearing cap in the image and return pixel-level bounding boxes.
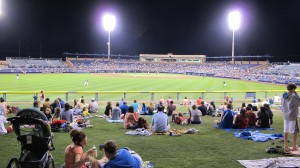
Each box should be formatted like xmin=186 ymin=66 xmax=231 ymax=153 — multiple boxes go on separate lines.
xmin=98 ymin=140 xmax=142 ymax=168
xmin=88 ymin=98 xmax=98 ymax=113
xmin=281 ymin=83 xmax=300 ymax=152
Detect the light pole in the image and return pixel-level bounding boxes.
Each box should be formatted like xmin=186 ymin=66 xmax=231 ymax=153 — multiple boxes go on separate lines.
xmin=228 ymin=11 xmax=241 ymax=63
xmin=102 ymin=14 xmax=116 ymax=59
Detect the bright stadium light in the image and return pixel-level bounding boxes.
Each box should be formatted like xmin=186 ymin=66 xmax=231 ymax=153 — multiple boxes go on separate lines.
xmin=228 ymin=11 xmax=241 ymax=62
xmin=102 ymin=14 xmax=116 ymax=59
xmin=0 ymin=0 xmax=2 ymax=16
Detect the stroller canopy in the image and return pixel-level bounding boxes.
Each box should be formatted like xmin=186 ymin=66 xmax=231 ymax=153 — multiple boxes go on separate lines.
xmin=16 ymin=108 xmax=48 ymax=121
xmin=9 ymin=108 xmax=51 ymax=138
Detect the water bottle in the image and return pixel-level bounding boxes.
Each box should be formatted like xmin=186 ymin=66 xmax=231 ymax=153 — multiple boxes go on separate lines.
xmin=93 ymin=145 xmax=97 ymax=158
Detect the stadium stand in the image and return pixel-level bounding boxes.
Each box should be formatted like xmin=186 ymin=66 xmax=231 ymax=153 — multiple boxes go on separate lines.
xmin=2 ymin=57 xmax=300 ymax=85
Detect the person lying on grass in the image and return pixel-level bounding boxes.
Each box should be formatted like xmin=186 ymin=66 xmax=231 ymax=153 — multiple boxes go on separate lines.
xmin=174 ymin=111 xmax=191 ymax=125
xmin=98 ymin=140 xmax=143 ymax=168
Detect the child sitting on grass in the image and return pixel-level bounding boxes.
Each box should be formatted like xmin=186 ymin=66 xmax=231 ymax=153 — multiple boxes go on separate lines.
xmin=83 ymin=107 xmax=92 ymax=118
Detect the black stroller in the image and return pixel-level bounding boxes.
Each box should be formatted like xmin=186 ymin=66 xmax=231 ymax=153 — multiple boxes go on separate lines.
xmin=7 ymin=108 xmax=55 ymax=168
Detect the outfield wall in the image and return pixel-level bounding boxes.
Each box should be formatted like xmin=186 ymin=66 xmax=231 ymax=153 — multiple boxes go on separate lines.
xmin=0 ymin=90 xmax=285 ymax=103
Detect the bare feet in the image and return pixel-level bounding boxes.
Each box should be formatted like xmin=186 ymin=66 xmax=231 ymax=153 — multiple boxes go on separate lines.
xmin=291 ymin=146 xmax=298 ymax=151
xmin=284 ymin=146 xmax=291 ymax=152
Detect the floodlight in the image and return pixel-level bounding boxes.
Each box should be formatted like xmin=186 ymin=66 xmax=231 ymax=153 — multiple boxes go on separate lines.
xmin=228 ymin=11 xmax=241 ymax=62
xmin=0 ymin=0 xmax=2 ymax=16
xmin=228 ymin=11 xmax=241 ymax=30
xmin=102 ymin=14 xmax=116 ymax=58
xmin=102 ymin=14 xmax=116 ymax=32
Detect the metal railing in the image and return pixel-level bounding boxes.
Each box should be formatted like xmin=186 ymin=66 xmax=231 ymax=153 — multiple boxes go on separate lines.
xmin=0 ymin=90 xmax=285 ymax=103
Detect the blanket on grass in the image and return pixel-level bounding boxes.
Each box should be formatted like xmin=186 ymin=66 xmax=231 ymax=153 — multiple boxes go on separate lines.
xmin=106 ymin=118 xmax=124 ymax=123
xmin=224 ymin=127 xmax=275 ymax=132
xmin=126 ymin=128 xmax=152 ymax=136
xmin=238 ymin=157 xmax=300 ymax=168
xmin=153 ymin=128 xmax=199 ymax=136
xmin=234 ymin=131 xmax=283 ymax=142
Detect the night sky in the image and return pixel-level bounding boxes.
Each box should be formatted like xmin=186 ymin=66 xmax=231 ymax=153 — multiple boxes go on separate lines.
xmin=0 ymin=0 xmax=299 ymax=62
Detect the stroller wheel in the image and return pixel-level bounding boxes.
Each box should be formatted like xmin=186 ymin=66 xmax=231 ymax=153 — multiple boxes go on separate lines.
xmin=7 ymin=158 xmax=19 ymax=168
xmin=46 ymin=155 xmax=55 ymax=168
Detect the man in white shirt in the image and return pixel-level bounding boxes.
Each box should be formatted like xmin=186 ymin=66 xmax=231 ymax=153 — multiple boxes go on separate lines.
xmin=88 ymin=98 xmax=98 ymax=113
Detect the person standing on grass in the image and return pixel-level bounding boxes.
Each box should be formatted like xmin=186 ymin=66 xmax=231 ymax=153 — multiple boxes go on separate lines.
xmin=0 ymin=97 xmax=9 ymax=135
xmin=33 ymin=93 xmax=38 ymax=102
xmin=281 ymin=83 xmax=300 ymax=152
xmin=40 ymin=91 xmax=45 ymax=103
xmin=84 ymin=79 xmax=89 ymax=86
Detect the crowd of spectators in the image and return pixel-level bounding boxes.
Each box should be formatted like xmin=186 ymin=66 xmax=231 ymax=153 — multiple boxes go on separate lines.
xmin=1 ymin=57 xmax=300 ymax=84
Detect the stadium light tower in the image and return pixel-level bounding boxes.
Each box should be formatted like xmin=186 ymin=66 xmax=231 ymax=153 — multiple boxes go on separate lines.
xmin=0 ymin=0 xmax=2 ymax=16
xmin=102 ymin=14 xmax=116 ymax=59
xmin=228 ymin=11 xmax=241 ymax=63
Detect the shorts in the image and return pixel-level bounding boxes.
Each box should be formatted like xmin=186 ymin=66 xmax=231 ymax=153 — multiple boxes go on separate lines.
xmin=284 ymin=120 xmax=299 ymax=134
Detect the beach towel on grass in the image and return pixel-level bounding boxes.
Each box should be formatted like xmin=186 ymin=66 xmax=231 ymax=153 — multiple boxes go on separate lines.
xmin=238 ymin=157 xmax=300 ymax=168
xmin=106 ymin=118 xmax=124 ymax=123
xmin=126 ymin=128 xmax=152 ymax=136
xmin=223 ymin=127 xmax=275 ymax=132
xmin=234 ymin=131 xmax=283 ymax=142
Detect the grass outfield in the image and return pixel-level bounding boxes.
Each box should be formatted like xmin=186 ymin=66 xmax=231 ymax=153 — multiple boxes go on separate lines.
xmin=0 ymin=73 xmax=292 ymax=167
xmin=0 ymin=73 xmax=285 ymax=102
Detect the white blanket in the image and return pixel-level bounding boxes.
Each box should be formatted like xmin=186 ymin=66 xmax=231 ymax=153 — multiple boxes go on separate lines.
xmin=238 ymin=157 xmax=300 ymax=168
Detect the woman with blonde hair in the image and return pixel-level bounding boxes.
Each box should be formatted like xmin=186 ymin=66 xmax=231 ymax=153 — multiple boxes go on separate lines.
xmin=147 ymin=102 xmax=155 ymax=115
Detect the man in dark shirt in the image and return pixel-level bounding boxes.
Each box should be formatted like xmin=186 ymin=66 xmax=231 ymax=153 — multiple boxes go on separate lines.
xmin=120 ymin=102 xmax=129 ymax=116
xmin=197 ymin=101 xmax=207 ymax=116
